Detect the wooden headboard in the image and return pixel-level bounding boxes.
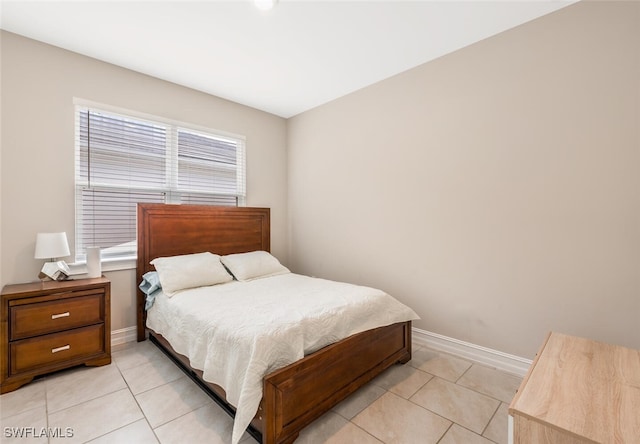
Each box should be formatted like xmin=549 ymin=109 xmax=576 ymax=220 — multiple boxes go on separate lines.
xmin=136 ymin=203 xmax=271 ymax=341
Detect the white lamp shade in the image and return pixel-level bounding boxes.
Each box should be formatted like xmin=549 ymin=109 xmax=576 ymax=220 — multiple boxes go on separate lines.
xmin=35 ymin=232 xmax=71 ymax=259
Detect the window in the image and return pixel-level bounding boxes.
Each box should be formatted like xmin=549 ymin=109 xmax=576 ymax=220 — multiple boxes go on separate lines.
xmin=74 ymin=103 xmax=246 ymax=263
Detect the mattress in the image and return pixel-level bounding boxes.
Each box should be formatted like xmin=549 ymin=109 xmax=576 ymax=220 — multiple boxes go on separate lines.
xmin=146 ymin=273 xmax=419 ymax=443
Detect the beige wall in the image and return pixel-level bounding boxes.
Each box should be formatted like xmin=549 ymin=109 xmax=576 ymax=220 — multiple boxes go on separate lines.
xmin=0 ymin=31 xmax=288 ymax=331
xmin=2 ymin=1 xmax=639 ymax=359
xmin=287 ymin=1 xmax=640 ymax=358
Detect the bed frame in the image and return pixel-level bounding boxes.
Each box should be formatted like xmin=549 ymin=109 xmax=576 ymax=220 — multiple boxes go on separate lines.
xmin=136 ymin=203 xmax=412 ymax=444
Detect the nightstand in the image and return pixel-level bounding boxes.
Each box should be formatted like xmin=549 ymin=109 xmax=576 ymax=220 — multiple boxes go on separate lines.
xmin=0 ymin=277 xmax=111 ymax=393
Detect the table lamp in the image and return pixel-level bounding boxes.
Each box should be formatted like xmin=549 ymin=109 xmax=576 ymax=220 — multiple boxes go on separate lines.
xmin=35 ymin=232 xmax=71 ymax=280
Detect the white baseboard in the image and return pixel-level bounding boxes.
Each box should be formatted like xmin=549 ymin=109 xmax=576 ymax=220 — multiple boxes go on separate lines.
xmin=412 ymin=327 xmax=532 ymax=377
xmin=111 ymin=326 xmax=138 ymax=347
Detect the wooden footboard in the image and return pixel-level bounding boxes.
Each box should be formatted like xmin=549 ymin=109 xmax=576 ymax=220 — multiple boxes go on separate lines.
xmin=263 ymin=321 xmax=411 ymax=444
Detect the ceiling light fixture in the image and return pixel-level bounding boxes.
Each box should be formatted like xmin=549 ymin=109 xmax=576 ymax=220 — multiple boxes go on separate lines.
xmin=254 ymin=0 xmax=278 ymax=11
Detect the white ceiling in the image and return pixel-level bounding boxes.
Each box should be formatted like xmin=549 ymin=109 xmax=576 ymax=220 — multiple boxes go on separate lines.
xmin=0 ymin=0 xmax=576 ymax=118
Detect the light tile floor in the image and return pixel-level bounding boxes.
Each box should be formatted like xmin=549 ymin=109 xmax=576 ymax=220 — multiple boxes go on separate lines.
xmin=0 ymin=340 xmax=521 ymax=444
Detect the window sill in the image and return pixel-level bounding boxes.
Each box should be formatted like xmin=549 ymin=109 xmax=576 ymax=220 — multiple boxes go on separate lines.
xmin=68 ymin=257 xmax=136 ymax=276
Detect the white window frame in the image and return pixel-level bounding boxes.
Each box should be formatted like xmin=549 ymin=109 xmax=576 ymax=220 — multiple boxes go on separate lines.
xmin=74 ymin=99 xmax=246 ymax=271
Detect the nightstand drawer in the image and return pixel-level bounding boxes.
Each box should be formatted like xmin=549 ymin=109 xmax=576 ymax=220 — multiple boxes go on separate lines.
xmin=10 ymin=293 xmax=104 ymax=340
xmin=10 ymin=324 xmax=105 ymax=374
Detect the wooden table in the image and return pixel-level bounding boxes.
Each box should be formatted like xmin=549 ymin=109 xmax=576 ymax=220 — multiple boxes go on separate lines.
xmin=509 ymin=332 xmax=640 ymax=443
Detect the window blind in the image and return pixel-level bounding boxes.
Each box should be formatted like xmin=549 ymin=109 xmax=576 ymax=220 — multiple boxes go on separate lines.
xmin=75 ymin=105 xmax=245 ymax=262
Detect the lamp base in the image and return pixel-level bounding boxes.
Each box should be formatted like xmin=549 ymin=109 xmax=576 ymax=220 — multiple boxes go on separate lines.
xmin=39 ymin=261 xmax=71 ymax=281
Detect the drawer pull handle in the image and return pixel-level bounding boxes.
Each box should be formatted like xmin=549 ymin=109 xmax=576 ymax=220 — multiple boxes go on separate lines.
xmin=51 ymin=312 xmax=70 ymax=320
xmin=52 ymin=345 xmax=70 ymax=354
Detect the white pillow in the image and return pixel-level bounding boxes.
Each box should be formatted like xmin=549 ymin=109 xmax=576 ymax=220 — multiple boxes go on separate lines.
xmin=150 ymin=252 xmax=232 ymax=297
xmin=221 ymin=251 xmax=290 ymax=282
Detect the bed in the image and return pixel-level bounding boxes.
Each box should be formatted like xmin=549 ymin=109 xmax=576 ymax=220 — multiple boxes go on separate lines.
xmin=136 ymin=203 xmax=415 ymax=444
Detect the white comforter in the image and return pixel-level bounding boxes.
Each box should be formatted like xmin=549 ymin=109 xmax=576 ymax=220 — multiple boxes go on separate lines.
xmin=147 ymin=273 xmax=419 ymax=443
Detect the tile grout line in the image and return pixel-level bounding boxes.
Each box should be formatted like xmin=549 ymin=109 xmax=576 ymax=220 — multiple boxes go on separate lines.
xmin=114 ymin=342 xmax=236 ymax=442
xmin=454 ymin=361 xmax=474 ymax=383
xmin=347 ymin=417 xmax=386 ymax=444
xmin=479 ymin=400 xmax=504 ymax=442
xmin=45 ymin=376 xmax=50 ymax=444
xmin=372 ymin=351 xmax=509 ymax=443
xmin=404 ymin=366 xmax=507 ymax=442
xmin=48 ymin=362 xmax=142 ymax=443
xmin=434 ymin=422 xmax=454 ymax=444
xmin=113 ymin=354 xmax=163 ymax=443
